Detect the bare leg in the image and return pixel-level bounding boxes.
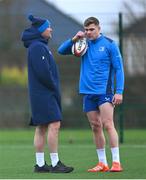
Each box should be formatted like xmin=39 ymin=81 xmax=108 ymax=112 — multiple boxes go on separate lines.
xmin=99 ymin=103 xmax=121 ymax=166
xmin=47 ymin=121 xmax=61 ymax=167
xmin=87 ymin=111 xmax=108 ymax=168
xmin=47 ymin=121 xmax=61 ymax=153
xmin=87 ymin=111 xmax=105 ymax=149
xmin=34 ymin=125 xmax=48 ymax=152
xmin=99 ymin=103 xmax=119 ymax=148
xmin=34 ymin=125 xmax=48 ymax=167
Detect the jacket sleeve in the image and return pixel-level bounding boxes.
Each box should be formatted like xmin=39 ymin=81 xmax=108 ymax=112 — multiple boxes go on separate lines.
xmin=58 ymin=39 xmax=73 ymax=55
xmin=29 ymin=44 xmax=57 ymax=90
xmin=110 ymin=42 xmax=124 ymax=94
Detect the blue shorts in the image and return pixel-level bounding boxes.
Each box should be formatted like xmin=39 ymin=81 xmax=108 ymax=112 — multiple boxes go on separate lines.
xmin=83 ymin=94 xmax=113 ymax=112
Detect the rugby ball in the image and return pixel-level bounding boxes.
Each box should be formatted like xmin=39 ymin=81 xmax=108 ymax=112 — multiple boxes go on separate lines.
xmin=72 ymin=38 xmax=88 ymax=57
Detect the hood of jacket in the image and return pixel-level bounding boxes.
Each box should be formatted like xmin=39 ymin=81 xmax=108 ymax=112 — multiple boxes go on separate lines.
xmin=21 ymin=27 xmax=48 ymax=48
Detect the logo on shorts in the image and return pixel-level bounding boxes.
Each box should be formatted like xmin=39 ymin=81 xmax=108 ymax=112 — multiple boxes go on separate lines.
xmin=105 ymin=97 xmax=110 ymax=101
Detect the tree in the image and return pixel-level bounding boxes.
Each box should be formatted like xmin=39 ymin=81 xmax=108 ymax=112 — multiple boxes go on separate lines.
xmin=122 ymin=0 xmax=146 ymax=23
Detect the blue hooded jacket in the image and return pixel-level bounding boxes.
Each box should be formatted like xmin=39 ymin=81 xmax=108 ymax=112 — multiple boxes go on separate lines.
xmin=21 ymin=27 xmax=62 ymax=125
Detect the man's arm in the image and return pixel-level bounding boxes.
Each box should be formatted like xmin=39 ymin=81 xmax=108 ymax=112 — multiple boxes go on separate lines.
xmin=58 ymin=39 xmax=73 ymax=55
xmin=110 ymin=42 xmax=124 ymax=105
xmin=58 ymin=31 xmax=85 ymax=55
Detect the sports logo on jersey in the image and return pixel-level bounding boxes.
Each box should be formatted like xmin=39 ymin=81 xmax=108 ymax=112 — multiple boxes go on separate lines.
xmin=99 ymin=46 xmax=105 ymax=51
xmin=49 ymin=50 xmax=52 ymax=55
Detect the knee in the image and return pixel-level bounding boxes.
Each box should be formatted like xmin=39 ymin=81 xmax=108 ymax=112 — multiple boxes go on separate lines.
xmin=49 ymin=121 xmax=60 ymax=132
xmin=36 ymin=125 xmax=47 ymax=136
xmin=103 ymin=120 xmax=114 ymax=132
xmin=90 ymin=120 xmax=102 ymax=132
xmin=34 ymin=126 xmax=47 ymax=149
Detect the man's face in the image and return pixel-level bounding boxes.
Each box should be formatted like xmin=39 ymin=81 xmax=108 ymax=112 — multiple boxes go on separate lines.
xmin=41 ymin=27 xmax=52 ymax=39
xmin=84 ymin=23 xmax=100 ymax=40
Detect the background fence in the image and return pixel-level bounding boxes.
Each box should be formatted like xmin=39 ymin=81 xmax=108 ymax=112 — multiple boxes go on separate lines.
xmin=0 ymin=1 xmax=146 ymax=130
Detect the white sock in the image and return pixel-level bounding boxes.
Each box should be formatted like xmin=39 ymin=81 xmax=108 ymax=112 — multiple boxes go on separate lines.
xmin=96 ymin=148 xmax=108 ymax=165
xmin=50 ymin=153 xmax=59 ymax=167
xmin=111 ymin=147 xmax=120 ymax=163
xmin=36 ymin=152 xmax=45 ymax=167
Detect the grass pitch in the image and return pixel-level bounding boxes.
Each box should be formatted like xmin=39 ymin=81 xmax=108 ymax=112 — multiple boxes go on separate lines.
xmin=0 ymin=129 xmax=146 ymax=179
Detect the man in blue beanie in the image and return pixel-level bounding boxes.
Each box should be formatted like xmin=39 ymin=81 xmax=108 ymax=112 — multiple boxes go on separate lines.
xmin=21 ymin=15 xmax=74 ymax=173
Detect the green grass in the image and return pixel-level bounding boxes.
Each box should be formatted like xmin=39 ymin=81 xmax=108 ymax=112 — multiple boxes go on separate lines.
xmin=0 ymin=129 xmax=146 ymax=179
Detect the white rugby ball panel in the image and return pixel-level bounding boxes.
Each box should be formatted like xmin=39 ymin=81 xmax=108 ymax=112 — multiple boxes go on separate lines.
xmin=72 ymin=38 xmax=87 ymax=57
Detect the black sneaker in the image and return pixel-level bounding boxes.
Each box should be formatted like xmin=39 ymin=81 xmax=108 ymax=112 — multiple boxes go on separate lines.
xmin=34 ymin=162 xmax=51 ymax=173
xmin=50 ymin=160 xmax=74 ymax=173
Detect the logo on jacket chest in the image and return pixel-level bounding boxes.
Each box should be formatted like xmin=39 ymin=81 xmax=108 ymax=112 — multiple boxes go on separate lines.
xmin=98 ymin=46 xmax=105 ymax=51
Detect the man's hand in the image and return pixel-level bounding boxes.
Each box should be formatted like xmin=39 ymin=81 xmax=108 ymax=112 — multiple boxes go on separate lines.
xmin=112 ymin=94 xmax=123 ymax=105
xmin=72 ymin=31 xmax=85 ymax=43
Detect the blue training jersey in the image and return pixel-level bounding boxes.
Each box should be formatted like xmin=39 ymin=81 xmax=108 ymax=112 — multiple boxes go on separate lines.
xmin=58 ymin=34 xmax=124 ymax=95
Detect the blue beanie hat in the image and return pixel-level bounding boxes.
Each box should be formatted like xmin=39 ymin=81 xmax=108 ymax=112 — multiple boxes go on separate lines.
xmin=28 ymin=14 xmax=51 ymax=33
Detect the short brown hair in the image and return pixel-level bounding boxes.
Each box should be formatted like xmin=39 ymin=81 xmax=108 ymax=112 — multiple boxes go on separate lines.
xmin=84 ymin=17 xmax=99 ymax=27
